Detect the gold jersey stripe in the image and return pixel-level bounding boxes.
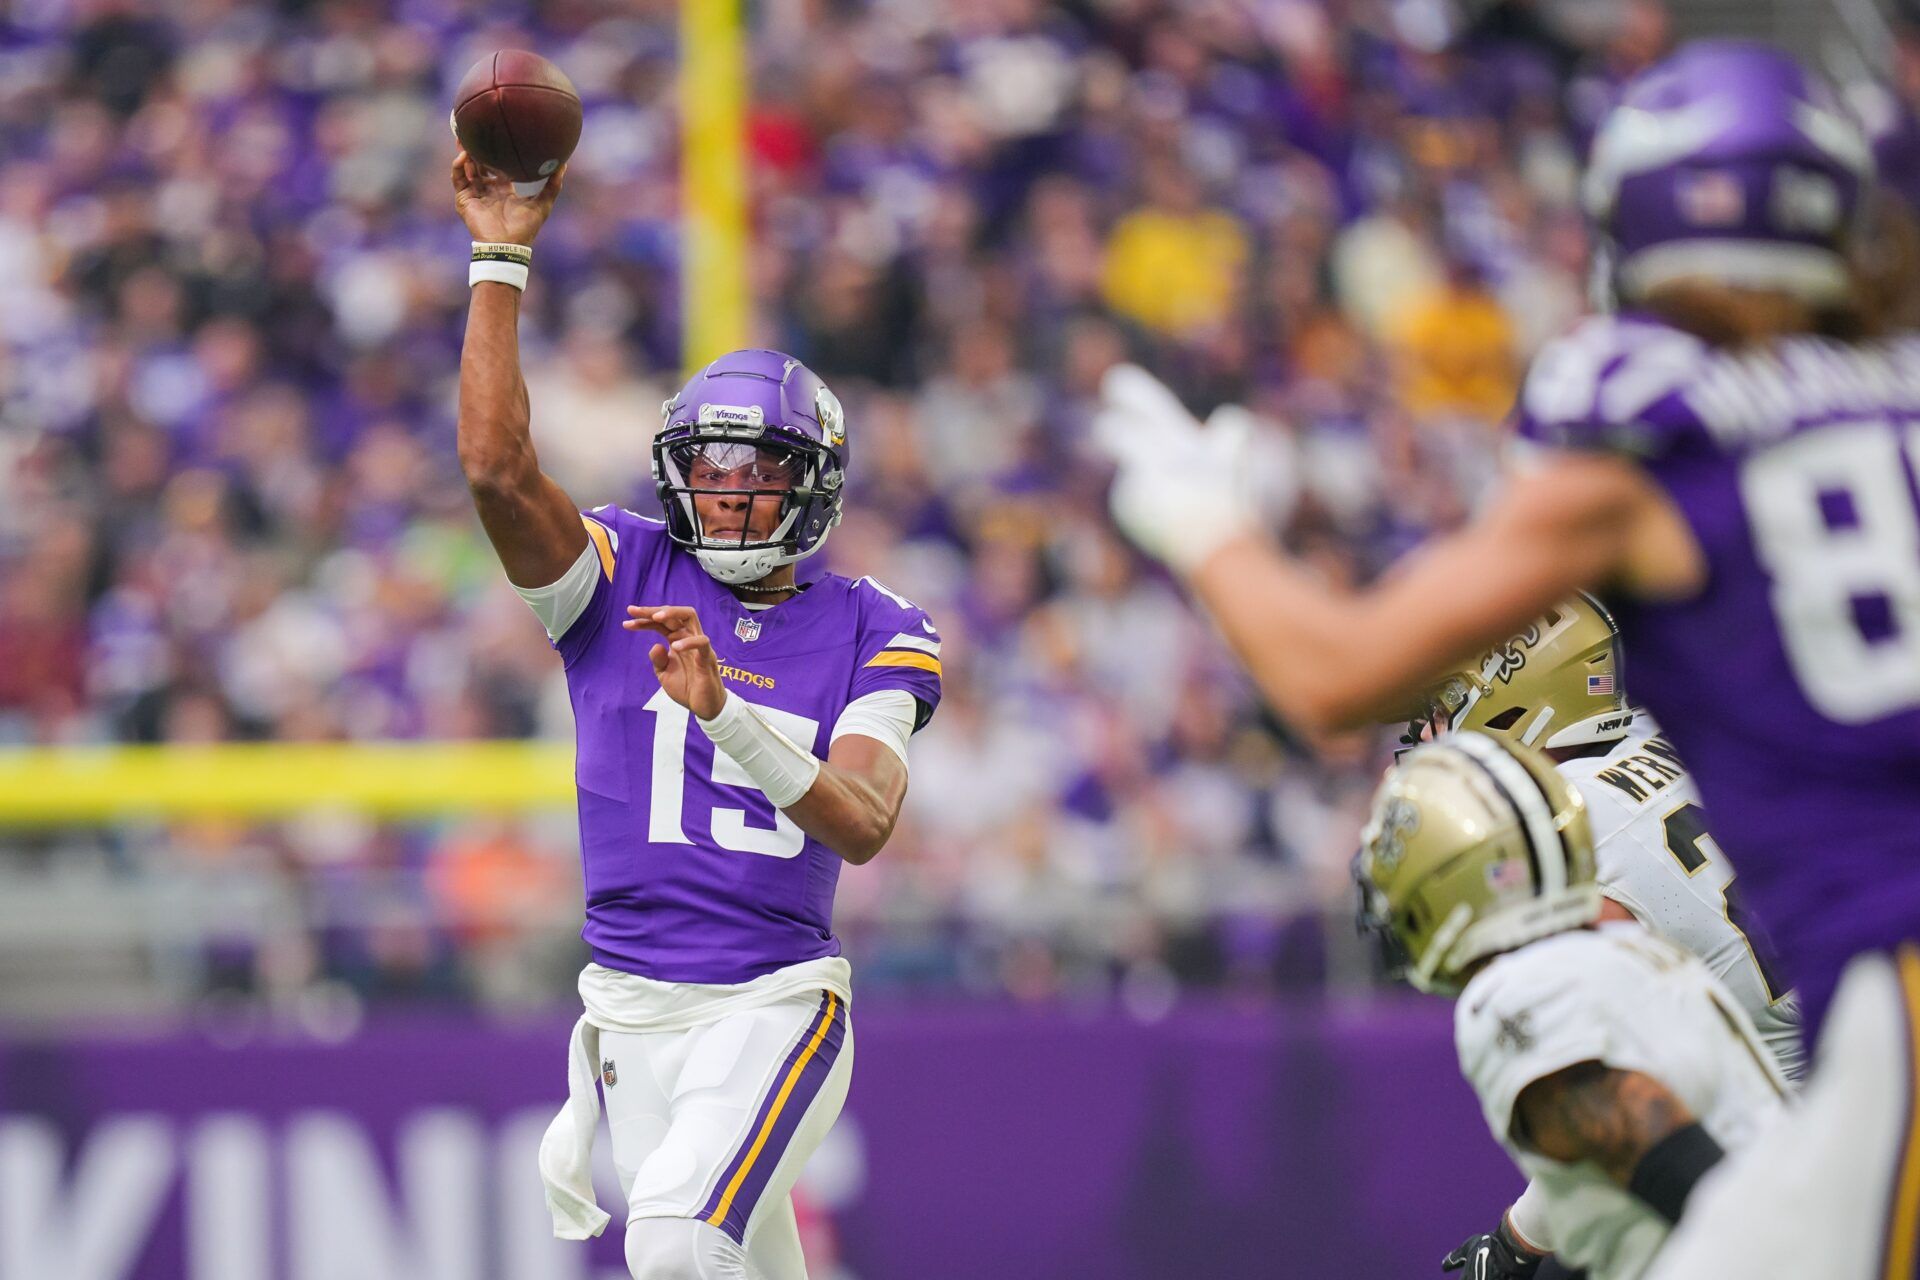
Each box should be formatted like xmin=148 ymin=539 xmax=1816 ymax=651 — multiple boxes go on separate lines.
xmin=706 ymin=992 xmax=839 ymax=1229
xmin=582 ymin=517 xmax=615 ymax=580
xmin=864 ymin=650 xmax=941 ymax=675
xmin=1882 ymin=946 xmax=1920 ymax=1280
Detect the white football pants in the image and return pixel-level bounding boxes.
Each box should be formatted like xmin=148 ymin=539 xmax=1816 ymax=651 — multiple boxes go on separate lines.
xmin=601 ymin=989 xmax=852 ymax=1280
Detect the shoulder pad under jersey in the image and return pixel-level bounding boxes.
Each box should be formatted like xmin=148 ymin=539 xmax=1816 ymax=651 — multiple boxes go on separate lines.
xmin=1514 ymin=314 xmax=1714 ymax=460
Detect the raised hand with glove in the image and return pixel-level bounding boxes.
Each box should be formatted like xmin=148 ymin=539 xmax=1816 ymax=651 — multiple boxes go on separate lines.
xmin=1442 ymin=1216 xmax=1545 ymax=1279
xmin=1091 ymin=363 xmax=1291 ymax=575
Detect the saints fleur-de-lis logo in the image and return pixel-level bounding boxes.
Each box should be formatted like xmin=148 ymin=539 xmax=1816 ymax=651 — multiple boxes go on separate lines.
xmin=1479 ymin=624 xmax=1542 ymax=687
xmin=1496 ymin=1011 xmax=1535 ymax=1054
xmin=1367 ymin=796 xmax=1421 ymax=877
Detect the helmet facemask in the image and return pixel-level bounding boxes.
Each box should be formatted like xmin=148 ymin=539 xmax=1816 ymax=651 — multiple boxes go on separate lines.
xmin=652 ymin=433 xmax=843 ymax=585
xmin=1358 ymin=734 xmax=1601 ymax=996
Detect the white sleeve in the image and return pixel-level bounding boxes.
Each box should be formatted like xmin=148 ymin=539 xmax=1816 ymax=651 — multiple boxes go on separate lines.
xmin=513 ymin=540 xmax=602 ymax=640
xmin=1456 ymin=942 xmax=1615 ymax=1147
xmin=830 ymin=689 xmax=919 ymax=768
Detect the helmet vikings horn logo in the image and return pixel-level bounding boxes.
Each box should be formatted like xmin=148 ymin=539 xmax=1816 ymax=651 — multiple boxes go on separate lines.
xmin=816 ymin=387 xmax=846 ymax=448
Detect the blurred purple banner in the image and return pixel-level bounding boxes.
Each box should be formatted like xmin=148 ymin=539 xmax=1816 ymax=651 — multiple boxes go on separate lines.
xmin=0 ymin=999 xmax=1518 ymax=1279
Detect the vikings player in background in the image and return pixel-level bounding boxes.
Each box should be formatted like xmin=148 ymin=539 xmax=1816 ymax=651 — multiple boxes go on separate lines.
xmin=452 ymin=152 xmax=940 ymax=1280
xmin=1098 ymin=41 xmax=1920 ymax=1278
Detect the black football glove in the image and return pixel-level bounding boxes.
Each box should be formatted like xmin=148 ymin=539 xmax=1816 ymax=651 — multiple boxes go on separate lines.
xmin=1441 ymin=1219 xmax=1543 ymax=1279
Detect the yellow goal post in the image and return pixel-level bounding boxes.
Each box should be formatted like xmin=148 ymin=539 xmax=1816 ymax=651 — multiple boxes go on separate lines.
xmin=680 ymin=0 xmax=750 ymax=373
xmin=0 ymin=3 xmax=755 ymax=827
xmin=0 ymin=742 xmax=575 ymax=825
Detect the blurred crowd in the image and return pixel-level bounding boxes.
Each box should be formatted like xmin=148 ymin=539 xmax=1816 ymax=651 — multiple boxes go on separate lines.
xmin=1 ymin=0 xmax=1887 ymax=1013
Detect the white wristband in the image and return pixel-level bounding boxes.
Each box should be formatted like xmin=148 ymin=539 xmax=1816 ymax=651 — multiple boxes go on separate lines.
xmin=470 ymin=259 xmax=530 ymax=291
xmin=696 ymin=692 xmax=823 ymax=809
xmin=1507 ymin=1180 xmax=1557 ymax=1254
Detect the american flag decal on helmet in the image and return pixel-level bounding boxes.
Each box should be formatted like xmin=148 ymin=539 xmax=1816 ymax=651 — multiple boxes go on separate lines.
xmin=1485 ymin=858 xmax=1529 ymax=894
xmin=1588 ymin=674 xmax=1615 ymax=696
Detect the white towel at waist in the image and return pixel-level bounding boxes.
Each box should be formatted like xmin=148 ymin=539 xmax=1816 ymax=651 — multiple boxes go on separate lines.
xmin=536 ymin=955 xmax=853 ymax=1240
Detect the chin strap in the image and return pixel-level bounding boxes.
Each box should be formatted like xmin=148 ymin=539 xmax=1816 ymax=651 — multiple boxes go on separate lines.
xmin=1412 ymin=903 xmax=1475 ymax=993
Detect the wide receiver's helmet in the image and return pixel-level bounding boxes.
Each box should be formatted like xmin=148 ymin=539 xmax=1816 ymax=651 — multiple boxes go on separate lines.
xmin=1356 ymin=733 xmax=1599 ymax=996
xmin=1584 ymin=40 xmax=1873 ymax=307
xmin=1410 ymin=594 xmax=1632 ymax=753
xmin=653 ymin=350 xmax=847 ymax=585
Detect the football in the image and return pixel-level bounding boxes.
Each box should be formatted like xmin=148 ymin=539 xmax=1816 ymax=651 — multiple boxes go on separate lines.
xmin=450 ymin=50 xmax=582 ymax=187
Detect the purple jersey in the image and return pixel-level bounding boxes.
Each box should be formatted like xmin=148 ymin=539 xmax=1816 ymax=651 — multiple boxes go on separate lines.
xmin=555 ymin=506 xmax=941 ymax=984
xmin=1516 ymin=313 xmax=1920 ymax=1023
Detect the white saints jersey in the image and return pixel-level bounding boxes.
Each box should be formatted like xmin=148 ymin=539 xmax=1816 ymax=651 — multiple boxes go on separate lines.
xmin=1556 ymin=717 xmax=1806 ymax=1082
xmin=1457 ymin=925 xmax=1789 ymax=1280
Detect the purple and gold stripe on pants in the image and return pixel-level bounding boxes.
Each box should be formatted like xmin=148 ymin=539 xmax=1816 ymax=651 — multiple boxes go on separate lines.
xmin=1881 ymin=946 xmax=1920 ymax=1280
xmin=700 ymin=990 xmax=848 ymax=1243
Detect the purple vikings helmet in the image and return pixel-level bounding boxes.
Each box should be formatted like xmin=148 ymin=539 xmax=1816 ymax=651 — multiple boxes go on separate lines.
xmin=1584 ymin=41 xmax=1874 ymax=307
xmin=653 ymin=350 xmax=847 ymax=584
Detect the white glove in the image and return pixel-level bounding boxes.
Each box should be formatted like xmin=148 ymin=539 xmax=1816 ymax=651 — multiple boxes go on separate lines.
xmin=1093 ymin=363 xmax=1270 ymax=574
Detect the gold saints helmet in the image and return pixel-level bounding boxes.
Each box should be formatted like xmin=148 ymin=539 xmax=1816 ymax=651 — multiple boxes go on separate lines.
xmin=1413 ymin=594 xmax=1633 ymax=753
xmin=1356 ymin=732 xmax=1600 ymax=995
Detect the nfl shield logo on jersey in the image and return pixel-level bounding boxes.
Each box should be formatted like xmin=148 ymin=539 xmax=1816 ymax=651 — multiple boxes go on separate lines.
xmin=735 ymin=616 xmax=762 ymax=643
xmin=601 ymin=1059 xmax=617 ymax=1088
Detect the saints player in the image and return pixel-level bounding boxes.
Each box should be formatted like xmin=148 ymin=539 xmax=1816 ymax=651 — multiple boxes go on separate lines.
xmin=1358 ymin=733 xmax=1787 ymax=1280
xmin=452 ymin=153 xmax=940 ymax=1280
xmin=1098 ymin=41 xmax=1920 ymax=1275
xmin=1413 ymin=598 xmax=1804 ymax=1278
xmin=1413 ymin=594 xmax=1804 ymax=1082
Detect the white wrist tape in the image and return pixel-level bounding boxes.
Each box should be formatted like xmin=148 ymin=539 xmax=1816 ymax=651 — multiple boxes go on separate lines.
xmin=470 ymin=241 xmax=532 ymax=291
xmin=1159 ymin=503 xmax=1256 ymax=575
xmin=1506 ymin=1180 xmax=1557 ymax=1254
xmin=697 ymin=692 xmax=822 ymax=809
xmin=470 ymin=259 xmax=529 ymax=290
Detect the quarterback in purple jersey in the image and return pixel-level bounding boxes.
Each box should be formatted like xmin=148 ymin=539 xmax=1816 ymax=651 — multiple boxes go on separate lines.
xmin=1097 ymin=42 xmax=1920 ymax=1279
xmin=451 ymin=153 xmax=939 ymax=1280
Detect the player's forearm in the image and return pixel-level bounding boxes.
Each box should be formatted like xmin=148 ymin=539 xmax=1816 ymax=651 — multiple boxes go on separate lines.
xmin=1188 ymin=459 xmax=1647 ymax=736
xmin=458 ymin=283 xmax=539 ymax=488
xmin=786 ymin=763 xmax=900 ymax=866
xmin=456 ymin=283 xmax=585 ymax=586
xmin=694 ymin=696 xmax=906 ymax=864
xmin=1517 ymin=1063 xmax=1696 ymax=1186
xmin=1187 ymin=534 xmax=1443 ymax=733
